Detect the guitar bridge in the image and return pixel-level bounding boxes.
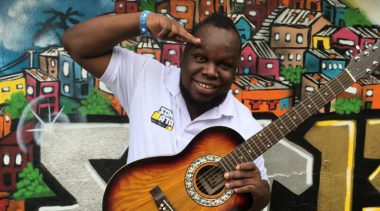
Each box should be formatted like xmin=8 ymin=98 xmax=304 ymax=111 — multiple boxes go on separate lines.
xmin=150 ymin=186 xmax=176 ymax=211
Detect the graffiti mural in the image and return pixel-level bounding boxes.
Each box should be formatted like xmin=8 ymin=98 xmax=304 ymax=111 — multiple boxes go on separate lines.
xmin=0 ymin=0 xmax=379 ymax=210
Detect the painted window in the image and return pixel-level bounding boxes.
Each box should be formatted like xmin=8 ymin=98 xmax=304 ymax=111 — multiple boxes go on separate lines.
xmin=3 ymin=154 xmax=10 ymax=166
xmin=15 ymin=153 xmax=22 ymax=166
xmin=322 ymin=62 xmax=327 ymax=69
xmin=288 ymin=53 xmax=293 ymax=61
xmin=63 ymin=61 xmax=70 ymax=77
xmin=5 ymin=115 xmax=10 ymax=122
xmin=366 ymin=89 xmax=373 ymax=97
xmin=176 ymin=5 xmax=188 ymax=12
xmin=280 ymin=55 xmax=284 ymax=60
xmin=27 ymin=85 xmax=34 ymax=95
xmin=43 ymin=86 xmax=54 ymax=94
xmin=249 ymin=11 xmax=257 ymax=17
xmin=241 ymin=56 xmax=244 ymax=61
xmin=16 ymin=84 xmax=23 ymax=89
xmin=64 ymin=84 xmax=70 ymax=93
xmin=296 ymin=33 xmax=303 ymax=44
xmin=333 ymin=63 xmax=337 ymax=69
xmin=274 ymin=33 xmax=280 ymax=41
xmin=266 ymin=63 xmax=273 ymax=68
xmin=305 ymin=86 xmax=315 ymax=92
xmin=285 ymin=33 xmax=291 ymax=42
xmin=296 ymin=53 xmax=302 ymax=61
xmin=165 ymin=61 xmax=171 ymax=66
xmin=338 ymin=39 xmax=354 ymax=46
xmin=248 ymin=55 xmax=252 ymax=61
xmin=81 ymin=68 xmax=88 ymax=79
xmin=169 ymin=50 xmax=176 ymax=55
xmin=51 ymin=60 xmax=55 ymax=67
xmin=338 ymin=64 xmax=343 ymax=69
xmin=2 ymin=87 xmax=10 ymax=92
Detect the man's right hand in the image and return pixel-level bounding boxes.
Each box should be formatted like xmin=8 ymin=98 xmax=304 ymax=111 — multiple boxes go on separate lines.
xmin=146 ymin=13 xmax=201 ymax=45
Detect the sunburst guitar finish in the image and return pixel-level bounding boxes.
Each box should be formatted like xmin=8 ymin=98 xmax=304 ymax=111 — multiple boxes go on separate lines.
xmin=103 ymin=127 xmax=253 ymax=211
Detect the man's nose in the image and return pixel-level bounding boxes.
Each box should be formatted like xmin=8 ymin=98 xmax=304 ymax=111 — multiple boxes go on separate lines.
xmin=202 ymin=63 xmax=218 ymax=78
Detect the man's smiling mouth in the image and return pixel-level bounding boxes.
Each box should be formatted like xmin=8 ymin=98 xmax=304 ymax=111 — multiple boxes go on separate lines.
xmin=195 ymin=80 xmax=216 ymax=89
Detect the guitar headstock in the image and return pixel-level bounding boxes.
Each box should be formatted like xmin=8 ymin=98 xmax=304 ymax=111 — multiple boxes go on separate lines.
xmin=346 ymin=40 xmax=380 ymax=80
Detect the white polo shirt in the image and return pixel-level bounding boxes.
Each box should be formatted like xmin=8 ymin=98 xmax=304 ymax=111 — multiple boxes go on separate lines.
xmin=100 ymin=46 xmax=268 ymax=180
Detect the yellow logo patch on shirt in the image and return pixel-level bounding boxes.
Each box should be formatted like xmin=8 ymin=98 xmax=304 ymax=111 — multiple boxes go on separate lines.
xmin=151 ymin=106 xmax=174 ymax=131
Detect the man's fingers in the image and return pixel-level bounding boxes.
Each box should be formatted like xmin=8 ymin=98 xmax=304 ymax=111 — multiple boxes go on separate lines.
xmin=178 ymin=28 xmax=201 ymax=45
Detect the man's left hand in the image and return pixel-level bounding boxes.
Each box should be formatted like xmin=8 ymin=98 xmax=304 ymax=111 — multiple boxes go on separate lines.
xmin=224 ymin=162 xmax=270 ymax=210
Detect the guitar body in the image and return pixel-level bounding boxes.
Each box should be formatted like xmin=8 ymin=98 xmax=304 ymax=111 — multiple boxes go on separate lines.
xmin=103 ymin=127 xmax=253 ymax=211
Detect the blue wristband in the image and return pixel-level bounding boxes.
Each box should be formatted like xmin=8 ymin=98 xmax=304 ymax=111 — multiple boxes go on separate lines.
xmin=140 ymin=10 xmax=152 ymax=37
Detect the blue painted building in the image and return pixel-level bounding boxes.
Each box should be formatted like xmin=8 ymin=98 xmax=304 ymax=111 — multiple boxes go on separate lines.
xmin=304 ymin=49 xmax=348 ymax=79
xmin=230 ymin=14 xmax=255 ymax=43
xmin=322 ymin=0 xmax=347 ymax=26
xmin=58 ymin=51 xmax=94 ymax=99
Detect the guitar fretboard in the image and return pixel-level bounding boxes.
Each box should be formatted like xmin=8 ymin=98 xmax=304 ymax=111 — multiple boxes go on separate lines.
xmin=218 ymin=71 xmax=355 ymax=172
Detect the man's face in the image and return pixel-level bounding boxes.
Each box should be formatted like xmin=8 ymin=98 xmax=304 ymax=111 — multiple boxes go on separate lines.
xmin=180 ymin=24 xmax=241 ymax=106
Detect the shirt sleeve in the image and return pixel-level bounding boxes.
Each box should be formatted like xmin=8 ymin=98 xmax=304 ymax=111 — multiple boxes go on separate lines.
xmin=254 ymin=155 xmax=268 ymax=181
xmin=99 ymin=46 xmax=157 ymax=113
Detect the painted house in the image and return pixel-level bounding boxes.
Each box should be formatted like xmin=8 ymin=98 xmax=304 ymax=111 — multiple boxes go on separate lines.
xmin=0 ymin=121 xmax=34 ymax=191
xmin=229 ymin=14 xmax=255 ymax=43
xmin=231 ymin=74 xmax=293 ymax=117
xmin=25 ymin=68 xmax=59 ymax=115
xmin=115 ymin=0 xmax=138 ymax=14
xmin=351 ymin=76 xmax=380 ymax=109
xmin=198 ymin=0 xmax=230 ymax=22
xmin=332 ymin=26 xmax=380 ymax=57
xmin=170 ymin=0 xmax=195 ymax=30
xmin=313 ymin=25 xmax=338 ymax=50
xmin=161 ymin=41 xmax=184 ymax=67
xmin=136 ymin=38 xmax=161 ymax=61
xmin=39 ymin=47 xmax=65 ymax=79
xmin=58 ymin=51 xmax=94 ymax=99
xmin=322 ymin=0 xmax=347 ymax=26
xmin=242 ymin=0 xmax=280 ymax=33
xmin=304 ymin=48 xmax=347 ymax=79
xmin=301 ymin=72 xmax=334 ymax=113
xmin=271 ymin=8 xmax=331 ymax=68
xmin=239 ymin=40 xmax=280 ymax=79
xmin=95 ymin=79 xmax=126 ymax=116
xmin=0 ymin=73 xmax=25 ymax=104
xmin=0 ymin=107 xmax=11 ymax=140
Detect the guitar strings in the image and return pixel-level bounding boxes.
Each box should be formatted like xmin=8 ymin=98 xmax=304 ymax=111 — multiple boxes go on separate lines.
xmin=194 ymin=69 xmax=355 ymax=190
xmin=194 ymin=46 xmax=378 ymax=190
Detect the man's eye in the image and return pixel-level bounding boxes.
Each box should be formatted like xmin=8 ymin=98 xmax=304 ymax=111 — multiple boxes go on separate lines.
xmin=194 ymin=55 xmax=206 ymax=62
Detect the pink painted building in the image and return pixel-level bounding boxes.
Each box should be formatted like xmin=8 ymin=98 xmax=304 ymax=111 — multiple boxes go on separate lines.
xmin=332 ymin=26 xmax=380 ymax=57
xmin=161 ymin=41 xmax=184 ymax=67
xmin=25 ymin=68 xmax=60 ymax=115
xmin=240 ymin=40 xmax=280 ymax=79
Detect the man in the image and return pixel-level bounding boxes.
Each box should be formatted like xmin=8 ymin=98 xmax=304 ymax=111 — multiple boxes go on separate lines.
xmin=62 ymin=11 xmax=270 ymax=210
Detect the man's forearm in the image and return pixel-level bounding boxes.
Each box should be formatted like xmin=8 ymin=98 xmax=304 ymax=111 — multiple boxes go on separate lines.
xmin=62 ymin=13 xmax=141 ymax=59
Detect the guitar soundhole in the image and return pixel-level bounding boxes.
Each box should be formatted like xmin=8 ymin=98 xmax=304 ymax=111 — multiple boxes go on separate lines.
xmin=195 ymin=165 xmax=225 ymax=196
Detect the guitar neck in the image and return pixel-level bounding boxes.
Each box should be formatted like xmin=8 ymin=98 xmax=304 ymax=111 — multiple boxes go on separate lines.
xmin=218 ymin=71 xmax=355 ymax=172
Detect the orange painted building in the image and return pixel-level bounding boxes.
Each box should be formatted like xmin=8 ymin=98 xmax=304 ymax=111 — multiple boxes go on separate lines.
xmin=231 ymin=75 xmax=293 ymax=117
xmin=170 ymin=0 xmax=195 ymax=30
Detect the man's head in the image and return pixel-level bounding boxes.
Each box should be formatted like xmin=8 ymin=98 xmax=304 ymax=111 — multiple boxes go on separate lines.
xmin=180 ymin=13 xmax=241 ymax=114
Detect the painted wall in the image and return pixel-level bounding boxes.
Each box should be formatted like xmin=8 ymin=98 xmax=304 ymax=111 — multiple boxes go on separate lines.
xmin=0 ymin=0 xmax=379 ymax=210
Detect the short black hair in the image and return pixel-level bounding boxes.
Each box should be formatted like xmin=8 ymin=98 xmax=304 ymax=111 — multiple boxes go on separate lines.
xmin=187 ymin=12 xmax=241 ymax=50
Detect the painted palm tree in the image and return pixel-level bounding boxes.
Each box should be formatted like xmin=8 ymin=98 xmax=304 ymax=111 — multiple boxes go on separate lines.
xmin=33 ymin=7 xmax=83 ymax=45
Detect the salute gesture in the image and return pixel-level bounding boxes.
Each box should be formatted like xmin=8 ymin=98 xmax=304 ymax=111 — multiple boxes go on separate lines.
xmin=146 ymin=12 xmax=201 ymax=44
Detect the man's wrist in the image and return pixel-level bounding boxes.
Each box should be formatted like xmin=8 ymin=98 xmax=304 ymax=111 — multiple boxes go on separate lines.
xmin=140 ymin=10 xmax=152 ymax=37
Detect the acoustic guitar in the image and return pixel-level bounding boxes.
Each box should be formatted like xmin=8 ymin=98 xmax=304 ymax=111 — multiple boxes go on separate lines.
xmin=103 ymin=41 xmax=380 ymax=210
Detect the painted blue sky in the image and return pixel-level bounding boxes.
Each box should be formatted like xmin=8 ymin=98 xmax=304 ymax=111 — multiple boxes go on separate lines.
xmin=0 ymin=0 xmax=114 ymax=77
